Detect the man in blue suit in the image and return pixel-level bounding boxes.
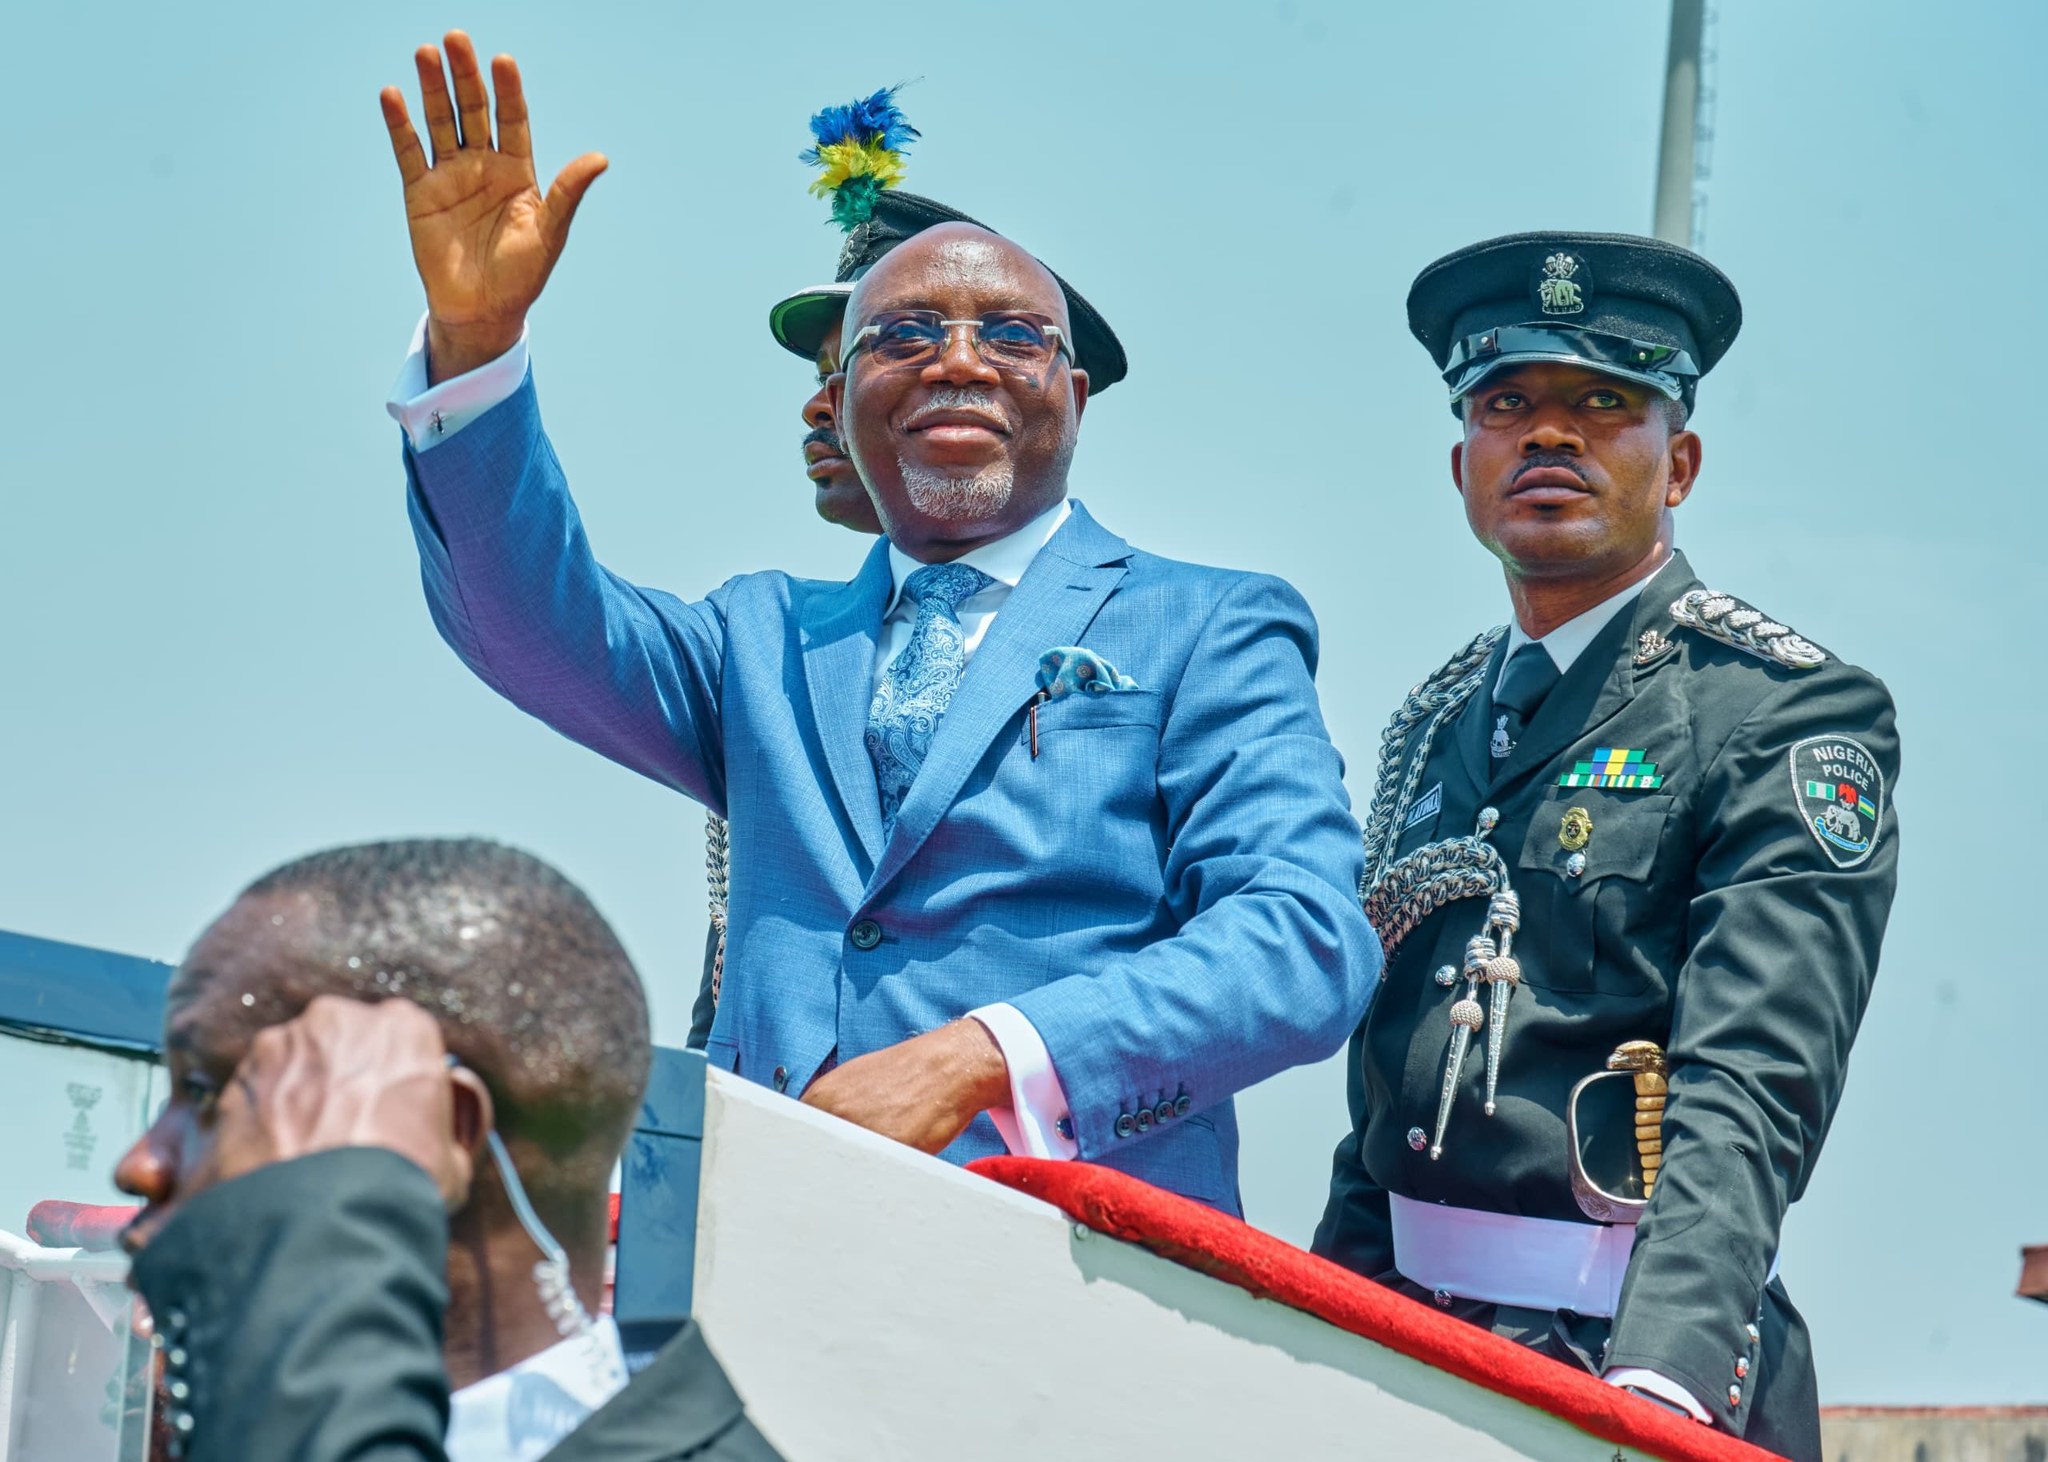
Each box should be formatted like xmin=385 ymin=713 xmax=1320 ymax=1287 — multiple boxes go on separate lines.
xmin=377 ymin=32 xmax=1378 ymax=1209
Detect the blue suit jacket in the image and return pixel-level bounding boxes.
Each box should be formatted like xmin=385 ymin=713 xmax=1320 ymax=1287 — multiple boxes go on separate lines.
xmin=405 ymin=374 xmax=1380 ymax=1210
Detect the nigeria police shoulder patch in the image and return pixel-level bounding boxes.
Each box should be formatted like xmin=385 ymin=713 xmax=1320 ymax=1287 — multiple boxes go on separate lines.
xmin=1790 ymin=735 xmax=1885 ymax=869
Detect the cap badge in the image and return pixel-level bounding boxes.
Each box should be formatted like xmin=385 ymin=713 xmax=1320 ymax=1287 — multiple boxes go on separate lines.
xmin=1538 ymin=251 xmax=1587 ymax=316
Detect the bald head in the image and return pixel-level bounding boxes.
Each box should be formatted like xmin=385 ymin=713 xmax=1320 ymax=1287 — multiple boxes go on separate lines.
xmin=831 ymin=221 xmax=1089 ymax=561
xmin=844 ymin=223 xmax=1071 ymax=345
xmin=167 ymin=839 xmax=649 ymax=1217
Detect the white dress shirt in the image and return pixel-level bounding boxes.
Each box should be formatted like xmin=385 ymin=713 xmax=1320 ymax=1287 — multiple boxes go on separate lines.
xmin=388 ymin=326 xmax=1081 ymax=1162
xmin=445 ymin=1318 xmax=629 ymax=1462
xmin=1487 ymin=558 xmax=1709 ymax=1424
xmin=1495 ymin=565 xmax=1658 ymax=689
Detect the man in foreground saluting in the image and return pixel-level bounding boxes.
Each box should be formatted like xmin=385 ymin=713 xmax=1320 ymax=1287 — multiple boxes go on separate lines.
xmin=119 ymin=840 xmax=782 ymax=1461
xmin=378 ymin=33 xmax=1377 ymax=1209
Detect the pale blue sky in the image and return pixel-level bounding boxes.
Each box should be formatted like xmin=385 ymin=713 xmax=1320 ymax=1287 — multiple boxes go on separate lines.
xmin=3 ymin=0 xmax=2040 ymax=1405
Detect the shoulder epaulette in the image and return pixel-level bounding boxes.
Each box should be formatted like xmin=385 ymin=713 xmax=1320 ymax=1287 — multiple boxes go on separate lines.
xmin=1668 ymin=589 xmax=1827 ymax=670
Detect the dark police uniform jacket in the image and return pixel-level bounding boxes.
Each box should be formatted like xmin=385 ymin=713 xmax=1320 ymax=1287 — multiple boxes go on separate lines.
xmin=131 ymin=1148 xmax=784 ymax=1462
xmin=1314 ymin=551 xmax=1900 ymax=1446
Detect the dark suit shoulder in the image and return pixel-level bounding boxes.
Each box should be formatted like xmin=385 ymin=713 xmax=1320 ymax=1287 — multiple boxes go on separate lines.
xmin=546 ymin=1322 xmax=783 ymax=1462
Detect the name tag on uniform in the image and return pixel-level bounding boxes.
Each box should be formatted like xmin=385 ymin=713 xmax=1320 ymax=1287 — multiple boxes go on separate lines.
xmin=1402 ymin=782 xmax=1443 ymax=831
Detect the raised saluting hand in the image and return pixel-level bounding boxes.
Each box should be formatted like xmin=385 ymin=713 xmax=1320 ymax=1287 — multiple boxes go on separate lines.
xmin=379 ymin=31 xmax=608 ymax=383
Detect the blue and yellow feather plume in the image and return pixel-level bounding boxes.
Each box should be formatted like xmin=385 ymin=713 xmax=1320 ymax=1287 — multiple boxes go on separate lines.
xmin=800 ymin=86 xmax=918 ymax=231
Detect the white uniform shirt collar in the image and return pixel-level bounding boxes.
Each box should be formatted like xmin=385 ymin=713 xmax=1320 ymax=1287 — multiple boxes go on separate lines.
xmin=1500 ymin=552 xmax=1669 ymax=682
xmin=445 ymin=1317 xmax=629 ymax=1462
xmin=883 ymin=498 xmax=1072 ymax=618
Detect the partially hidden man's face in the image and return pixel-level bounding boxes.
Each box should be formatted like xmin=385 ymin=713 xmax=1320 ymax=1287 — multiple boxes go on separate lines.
xmin=801 ymin=316 xmax=882 ymax=535
xmin=113 ymin=893 xmax=324 ymax=1256
xmin=830 ymin=222 xmax=1089 ymax=557
xmin=1451 ymin=361 xmax=1701 ymax=581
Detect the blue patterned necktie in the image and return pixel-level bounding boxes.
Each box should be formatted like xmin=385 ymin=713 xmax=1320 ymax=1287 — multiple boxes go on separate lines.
xmin=866 ymin=561 xmax=996 ymax=828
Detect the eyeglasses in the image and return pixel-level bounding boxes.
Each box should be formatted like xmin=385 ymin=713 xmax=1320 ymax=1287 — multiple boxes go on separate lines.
xmin=844 ymin=310 xmax=1073 ymax=375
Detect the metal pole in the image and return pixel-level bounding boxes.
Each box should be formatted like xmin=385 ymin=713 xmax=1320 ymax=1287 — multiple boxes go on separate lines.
xmin=1654 ymin=0 xmax=1705 ymax=245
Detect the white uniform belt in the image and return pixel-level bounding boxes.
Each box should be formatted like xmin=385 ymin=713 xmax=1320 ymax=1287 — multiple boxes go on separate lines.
xmin=1389 ymin=1192 xmax=1635 ymax=1319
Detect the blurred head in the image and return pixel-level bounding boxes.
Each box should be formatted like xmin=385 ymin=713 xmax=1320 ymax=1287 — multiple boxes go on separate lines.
xmin=116 ymin=839 xmax=649 ymax=1281
xmin=830 ymin=222 xmax=1089 ymax=560
xmin=801 ymin=306 xmax=882 ymax=534
xmin=1450 ymin=361 xmax=1700 ymax=585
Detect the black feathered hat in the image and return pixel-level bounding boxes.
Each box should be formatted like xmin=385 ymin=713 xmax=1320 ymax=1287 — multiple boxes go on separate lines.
xmin=768 ymin=86 xmax=1126 ymax=391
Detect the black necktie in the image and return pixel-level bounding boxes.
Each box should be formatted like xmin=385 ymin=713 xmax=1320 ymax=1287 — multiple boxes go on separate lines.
xmin=1489 ymin=642 xmax=1561 ymax=770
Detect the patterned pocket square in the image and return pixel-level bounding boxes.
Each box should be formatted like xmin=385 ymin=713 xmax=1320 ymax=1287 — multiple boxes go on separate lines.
xmin=1035 ymin=646 xmax=1139 ymax=698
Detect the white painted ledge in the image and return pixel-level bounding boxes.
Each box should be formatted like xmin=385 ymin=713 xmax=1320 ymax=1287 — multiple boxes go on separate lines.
xmin=690 ymin=1068 xmax=1645 ymax=1461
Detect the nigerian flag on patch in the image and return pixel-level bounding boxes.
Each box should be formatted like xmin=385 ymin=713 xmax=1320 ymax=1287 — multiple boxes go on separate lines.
xmin=1806 ymin=780 xmax=1877 ymax=819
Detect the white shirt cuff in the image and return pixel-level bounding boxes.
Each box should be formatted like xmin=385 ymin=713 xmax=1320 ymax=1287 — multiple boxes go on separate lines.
xmin=1604 ymin=1367 xmax=1711 ymax=1423
xmin=967 ymin=1004 xmax=1079 ymax=1160
xmin=385 ymin=312 xmax=530 ymax=452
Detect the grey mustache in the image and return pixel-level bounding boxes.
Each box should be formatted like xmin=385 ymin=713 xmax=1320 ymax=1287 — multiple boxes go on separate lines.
xmin=906 ymin=389 xmax=1007 ymax=430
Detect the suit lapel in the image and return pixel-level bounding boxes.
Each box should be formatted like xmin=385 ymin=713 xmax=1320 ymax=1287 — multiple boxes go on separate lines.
xmin=800 ymin=539 xmax=894 ymax=867
xmin=1492 ymin=552 xmax=1696 ymax=797
xmin=865 ymin=501 xmax=1131 ymax=898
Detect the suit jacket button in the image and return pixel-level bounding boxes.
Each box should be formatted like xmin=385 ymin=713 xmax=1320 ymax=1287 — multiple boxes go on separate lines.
xmin=1114 ymin=1114 xmax=1135 ymax=1138
xmin=1153 ymin=1101 xmax=1175 ymax=1123
xmin=1055 ymin=1116 xmax=1074 ymax=1141
xmin=773 ymin=1066 xmax=789 ymax=1092
xmin=1134 ymin=1109 xmax=1152 ymax=1133
xmin=1173 ymin=1095 xmax=1191 ymax=1116
xmin=849 ymin=919 xmax=883 ymax=950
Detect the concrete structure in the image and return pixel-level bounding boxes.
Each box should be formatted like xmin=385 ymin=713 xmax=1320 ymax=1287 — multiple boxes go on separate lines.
xmin=1820 ymin=1407 xmax=2048 ymax=1462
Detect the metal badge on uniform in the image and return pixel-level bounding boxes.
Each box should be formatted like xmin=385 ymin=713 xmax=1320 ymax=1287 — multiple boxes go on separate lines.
xmin=1633 ymin=628 xmax=1677 ymax=667
xmin=1558 ymin=806 xmax=1593 ymax=851
xmin=1535 ymin=251 xmax=1591 ymax=316
xmin=1490 ymin=716 xmax=1514 ymax=760
xmin=1790 ymin=734 xmax=1885 ymax=868
xmin=1402 ymin=781 xmax=1443 ymax=832
xmin=1558 ymin=747 xmax=1664 ymax=789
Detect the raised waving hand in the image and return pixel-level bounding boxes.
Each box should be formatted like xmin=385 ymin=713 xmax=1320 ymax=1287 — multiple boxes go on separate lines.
xmin=379 ymin=31 xmax=607 ymax=383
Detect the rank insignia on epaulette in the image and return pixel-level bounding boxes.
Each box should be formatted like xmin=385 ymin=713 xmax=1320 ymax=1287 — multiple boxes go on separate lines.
xmin=1559 ymin=748 xmax=1664 ymax=789
xmin=1669 ymin=588 xmax=1827 ymax=670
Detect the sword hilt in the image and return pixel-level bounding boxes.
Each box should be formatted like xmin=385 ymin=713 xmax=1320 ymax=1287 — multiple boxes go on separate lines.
xmin=1607 ymin=1040 xmax=1668 ymax=1198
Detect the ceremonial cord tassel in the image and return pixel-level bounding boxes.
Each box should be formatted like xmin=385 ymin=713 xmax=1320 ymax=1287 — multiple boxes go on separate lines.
xmin=1480 ymin=889 xmax=1522 ymax=1116
xmin=1430 ymin=934 xmax=1491 ymax=1160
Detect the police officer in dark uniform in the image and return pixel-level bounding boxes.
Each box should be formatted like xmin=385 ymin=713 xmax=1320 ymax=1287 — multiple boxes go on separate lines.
xmin=685 ymin=185 xmax=1129 ymax=1049
xmin=1313 ymin=232 xmax=1900 ymax=1461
